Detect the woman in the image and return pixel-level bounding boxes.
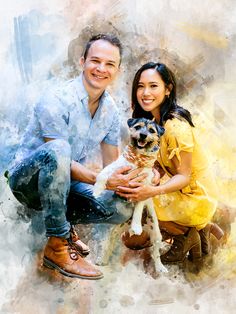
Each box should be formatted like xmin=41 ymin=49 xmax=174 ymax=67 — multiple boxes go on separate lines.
xmin=117 ymin=62 xmax=224 ymax=263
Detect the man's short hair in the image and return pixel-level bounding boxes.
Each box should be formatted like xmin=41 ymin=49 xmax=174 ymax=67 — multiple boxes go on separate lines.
xmin=83 ymin=33 xmax=122 ymax=64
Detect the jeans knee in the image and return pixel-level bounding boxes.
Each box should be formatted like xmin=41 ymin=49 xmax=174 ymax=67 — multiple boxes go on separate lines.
xmin=46 ymin=139 xmax=71 ymax=159
xmin=102 ymin=195 xmax=133 ymax=224
xmin=44 ymin=139 xmax=71 ymax=171
xmin=114 ymin=207 xmax=133 ymax=224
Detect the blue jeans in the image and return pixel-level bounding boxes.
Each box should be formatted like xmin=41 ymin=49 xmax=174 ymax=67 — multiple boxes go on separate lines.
xmin=8 ymin=139 xmax=133 ymax=238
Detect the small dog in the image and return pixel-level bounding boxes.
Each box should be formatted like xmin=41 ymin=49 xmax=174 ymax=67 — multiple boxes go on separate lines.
xmin=94 ymin=117 xmax=167 ymax=273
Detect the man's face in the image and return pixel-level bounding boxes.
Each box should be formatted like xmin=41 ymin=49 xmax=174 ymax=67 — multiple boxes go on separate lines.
xmin=80 ymin=39 xmax=120 ymax=92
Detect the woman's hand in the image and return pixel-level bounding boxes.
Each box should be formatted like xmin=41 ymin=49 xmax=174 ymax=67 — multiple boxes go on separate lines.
xmin=106 ymin=166 xmax=147 ymax=191
xmin=116 ymin=181 xmax=157 ymax=202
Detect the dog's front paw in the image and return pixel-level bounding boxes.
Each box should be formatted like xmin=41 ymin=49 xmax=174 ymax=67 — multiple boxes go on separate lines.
xmin=93 ymin=190 xmax=102 ymax=198
xmin=130 ymin=223 xmax=143 ymax=235
xmin=93 ymin=183 xmax=106 ymax=198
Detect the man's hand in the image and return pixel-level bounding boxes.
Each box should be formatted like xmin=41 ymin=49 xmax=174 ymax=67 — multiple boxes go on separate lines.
xmin=106 ymin=166 xmax=147 ymax=191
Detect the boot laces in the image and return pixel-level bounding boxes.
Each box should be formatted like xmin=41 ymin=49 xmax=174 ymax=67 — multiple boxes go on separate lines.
xmin=67 ymin=240 xmax=83 ymax=260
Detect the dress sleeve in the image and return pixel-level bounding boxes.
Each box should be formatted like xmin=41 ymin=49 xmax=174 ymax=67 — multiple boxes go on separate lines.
xmin=165 ymin=118 xmax=194 ymax=163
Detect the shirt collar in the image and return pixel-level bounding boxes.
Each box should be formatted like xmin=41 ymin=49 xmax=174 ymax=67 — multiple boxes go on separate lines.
xmin=74 ymin=73 xmax=88 ymax=102
xmin=74 ymin=73 xmax=109 ymax=105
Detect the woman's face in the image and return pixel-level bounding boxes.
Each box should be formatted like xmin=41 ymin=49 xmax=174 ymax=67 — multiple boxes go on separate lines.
xmin=136 ymin=69 xmax=170 ymax=116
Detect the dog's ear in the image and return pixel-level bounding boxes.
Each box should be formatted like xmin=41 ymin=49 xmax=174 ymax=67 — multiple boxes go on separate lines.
xmin=127 ymin=118 xmax=138 ymax=127
xmin=155 ymin=124 xmax=165 ymax=136
xmin=157 ymin=125 xmax=165 ymax=136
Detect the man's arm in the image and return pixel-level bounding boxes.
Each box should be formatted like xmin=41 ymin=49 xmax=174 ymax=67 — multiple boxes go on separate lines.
xmin=44 ymin=137 xmax=98 ymax=184
xmin=72 ymin=143 xmax=119 ymax=184
xmin=71 ymin=143 xmax=119 ymax=184
xmin=70 ymin=160 xmax=98 ymax=184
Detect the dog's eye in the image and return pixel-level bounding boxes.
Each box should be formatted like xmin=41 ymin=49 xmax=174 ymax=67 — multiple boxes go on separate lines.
xmin=134 ymin=125 xmax=141 ymax=130
xmin=149 ymin=128 xmax=156 ymax=133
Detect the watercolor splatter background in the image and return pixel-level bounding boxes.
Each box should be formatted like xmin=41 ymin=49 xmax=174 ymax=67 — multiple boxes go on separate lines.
xmin=0 ymin=0 xmax=236 ymax=313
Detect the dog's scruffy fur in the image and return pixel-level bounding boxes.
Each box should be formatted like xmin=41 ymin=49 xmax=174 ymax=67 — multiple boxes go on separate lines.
xmin=94 ymin=117 xmax=167 ymax=273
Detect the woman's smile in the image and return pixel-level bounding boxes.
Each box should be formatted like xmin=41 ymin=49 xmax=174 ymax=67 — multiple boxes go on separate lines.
xmin=137 ymin=68 xmax=170 ymax=116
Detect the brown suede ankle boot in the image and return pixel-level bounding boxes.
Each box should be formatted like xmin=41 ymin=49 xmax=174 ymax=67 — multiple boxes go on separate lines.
xmin=43 ymin=237 xmax=103 ymax=279
xmin=161 ymin=228 xmax=202 ymax=264
xmin=199 ymin=223 xmax=224 ymax=255
xmin=70 ymin=226 xmax=90 ymax=256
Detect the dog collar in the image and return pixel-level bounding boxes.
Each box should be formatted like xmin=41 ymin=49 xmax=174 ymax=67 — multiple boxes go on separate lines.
xmin=123 ymin=145 xmax=158 ymax=168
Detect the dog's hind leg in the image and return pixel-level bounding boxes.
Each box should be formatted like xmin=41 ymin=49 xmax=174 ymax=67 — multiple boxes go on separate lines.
xmin=148 ymin=200 xmax=163 ymax=243
xmin=130 ymin=202 xmax=144 ymax=235
xmin=147 ymin=199 xmax=168 ymax=273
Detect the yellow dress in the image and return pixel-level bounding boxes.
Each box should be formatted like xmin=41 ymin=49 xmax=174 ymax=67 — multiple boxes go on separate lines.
xmin=154 ymin=117 xmax=218 ymax=230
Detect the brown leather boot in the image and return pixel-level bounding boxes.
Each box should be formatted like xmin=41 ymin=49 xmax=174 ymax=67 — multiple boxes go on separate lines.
xmin=43 ymin=237 xmax=103 ymax=279
xmin=199 ymin=223 xmax=224 ymax=255
xmin=161 ymin=228 xmax=202 ymax=264
xmin=70 ymin=226 xmax=90 ymax=256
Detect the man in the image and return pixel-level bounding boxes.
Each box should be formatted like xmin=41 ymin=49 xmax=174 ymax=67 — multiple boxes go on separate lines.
xmin=6 ymin=34 xmax=144 ymax=280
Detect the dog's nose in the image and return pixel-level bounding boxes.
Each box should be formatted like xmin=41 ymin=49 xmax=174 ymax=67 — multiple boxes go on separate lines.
xmin=140 ymin=133 xmax=147 ymax=140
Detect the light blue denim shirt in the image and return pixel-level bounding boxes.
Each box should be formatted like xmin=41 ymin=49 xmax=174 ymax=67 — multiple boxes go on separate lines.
xmin=11 ymin=74 xmax=120 ymax=170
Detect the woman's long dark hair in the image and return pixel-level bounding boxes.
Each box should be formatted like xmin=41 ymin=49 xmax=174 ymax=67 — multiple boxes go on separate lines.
xmin=131 ymin=62 xmax=194 ymax=127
